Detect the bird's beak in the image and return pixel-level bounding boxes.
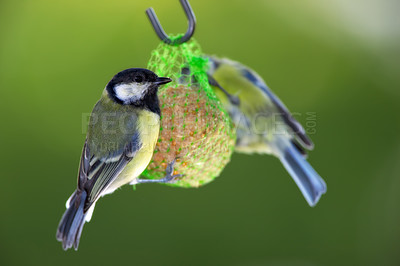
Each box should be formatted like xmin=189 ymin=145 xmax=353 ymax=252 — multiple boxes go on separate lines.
xmin=155 ymin=77 xmax=172 ymax=85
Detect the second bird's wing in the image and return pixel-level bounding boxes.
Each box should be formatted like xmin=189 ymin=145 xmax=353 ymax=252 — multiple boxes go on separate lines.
xmin=239 ymin=67 xmax=314 ymax=151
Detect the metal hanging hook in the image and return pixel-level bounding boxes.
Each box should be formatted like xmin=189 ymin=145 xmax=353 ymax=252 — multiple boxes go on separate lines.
xmin=146 ymin=0 xmax=196 ymax=45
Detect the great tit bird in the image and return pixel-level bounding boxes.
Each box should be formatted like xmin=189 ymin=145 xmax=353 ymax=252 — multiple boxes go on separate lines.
xmin=56 ymin=68 xmax=181 ymax=251
xmin=206 ymin=56 xmax=326 ymax=207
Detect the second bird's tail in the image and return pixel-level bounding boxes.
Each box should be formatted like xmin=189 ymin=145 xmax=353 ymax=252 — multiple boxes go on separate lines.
xmin=274 ymin=138 xmax=327 ymax=206
xmin=56 ymin=190 xmax=88 ymax=250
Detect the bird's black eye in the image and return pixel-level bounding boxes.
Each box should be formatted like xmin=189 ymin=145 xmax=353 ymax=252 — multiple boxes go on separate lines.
xmin=134 ymin=76 xmax=143 ymax=83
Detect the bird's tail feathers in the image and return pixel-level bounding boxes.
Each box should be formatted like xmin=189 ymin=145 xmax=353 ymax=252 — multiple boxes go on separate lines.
xmin=273 ymin=138 xmax=327 ymax=206
xmin=56 ymin=190 xmax=88 ymax=250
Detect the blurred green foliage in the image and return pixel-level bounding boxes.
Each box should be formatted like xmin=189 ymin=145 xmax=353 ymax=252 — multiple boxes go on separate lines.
xmin=0 ymin=0 xmax=399 ymax=265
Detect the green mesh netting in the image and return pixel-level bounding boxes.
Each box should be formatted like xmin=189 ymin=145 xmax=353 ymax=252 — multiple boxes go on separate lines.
xmin=141 ymin=36 xmax=236 ymax=188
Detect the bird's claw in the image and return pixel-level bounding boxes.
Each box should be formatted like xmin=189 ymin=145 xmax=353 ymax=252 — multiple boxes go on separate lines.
xmin=133 ymin=158 xmax=184 ymax=185
xmin=165 ymin=174 xmax=184 ymax=183
xmin=165 ymin=158 xmax=184 ymax=183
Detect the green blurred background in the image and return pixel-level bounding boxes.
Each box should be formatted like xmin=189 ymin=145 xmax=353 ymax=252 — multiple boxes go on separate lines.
xmin=1 ymin=0 xmax=399 ymax=265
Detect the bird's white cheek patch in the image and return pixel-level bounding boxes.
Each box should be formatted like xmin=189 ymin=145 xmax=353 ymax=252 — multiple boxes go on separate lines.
xmin=114 ymin=83 xmax=149 ymax=104
xmin=114 ymin=85 xmax=132 ymax=102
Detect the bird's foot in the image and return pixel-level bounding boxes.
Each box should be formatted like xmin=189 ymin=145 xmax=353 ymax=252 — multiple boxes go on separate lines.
xmin=162 ymin=158 xmax=184 ymax=183
xmin=134 ymin=158 xmax=183 ymax=185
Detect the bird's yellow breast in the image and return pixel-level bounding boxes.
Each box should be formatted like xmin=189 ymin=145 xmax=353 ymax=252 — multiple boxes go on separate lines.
xmin=107 ymin=110 xmax=160 ymax=191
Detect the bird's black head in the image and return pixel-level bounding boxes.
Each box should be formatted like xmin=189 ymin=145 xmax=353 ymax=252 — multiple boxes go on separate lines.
xmin=106 ymin=68 xmax=171 ymax=111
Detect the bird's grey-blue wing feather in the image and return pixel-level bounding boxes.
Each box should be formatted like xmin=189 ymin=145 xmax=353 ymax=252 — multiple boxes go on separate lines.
xmin=78 ymin=132 xmax=141 ymax=210
xmin=241 ymin=68 xmax=314 ymax=150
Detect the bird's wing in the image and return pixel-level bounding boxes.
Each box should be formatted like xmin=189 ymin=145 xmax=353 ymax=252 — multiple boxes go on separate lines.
xmin=240 ymin=67 xmax=314 ymax=150
xmin=77 ymin=100 xmax=144 ymax=210
xmin=78 ymin=133 xmax=141 ymax=210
